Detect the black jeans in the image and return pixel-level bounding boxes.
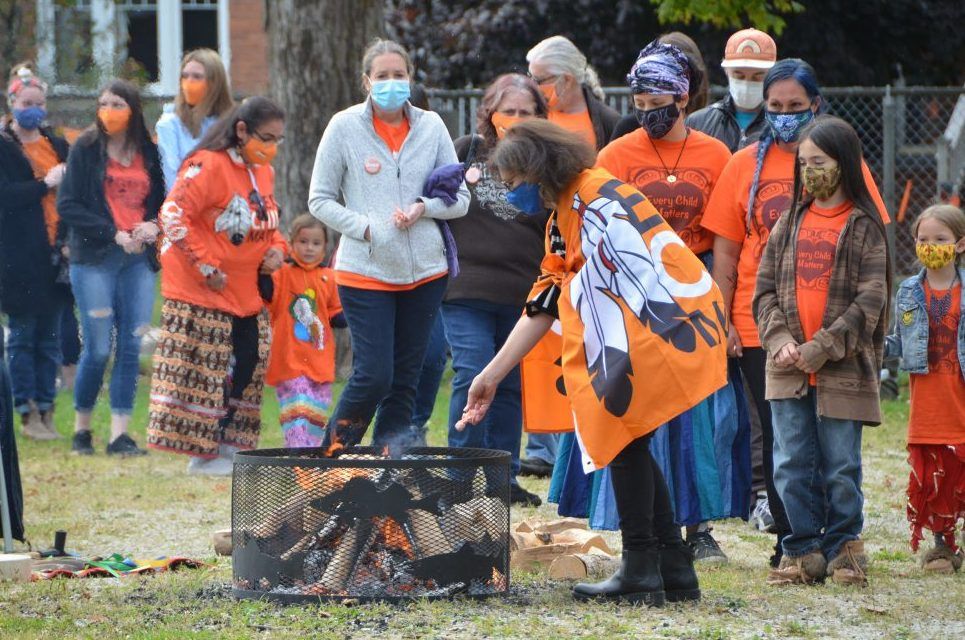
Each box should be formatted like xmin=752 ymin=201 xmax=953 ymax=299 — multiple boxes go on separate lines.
xmin=738 ymin=347 xmax=791 ymax=542
xmin=327 ymin=277 xmax=448 ymax=448
xmin=609 ymin=434 xmax=682 ymax=551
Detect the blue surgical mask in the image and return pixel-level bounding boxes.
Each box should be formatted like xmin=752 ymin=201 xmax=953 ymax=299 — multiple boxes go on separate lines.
xmin=765 ymin=108 xmax=815 ymax=143
xmin=505 ymin=182 xmax=544 ymax=216
xmin=370 ymin=79 xmax=411 ymax=111
xmin=13 ymin=106 xmax=46 ymax=130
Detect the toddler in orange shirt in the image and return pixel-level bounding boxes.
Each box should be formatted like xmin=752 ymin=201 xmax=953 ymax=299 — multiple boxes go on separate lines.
xmin=262 ymin=214 xmax=345 ymax=447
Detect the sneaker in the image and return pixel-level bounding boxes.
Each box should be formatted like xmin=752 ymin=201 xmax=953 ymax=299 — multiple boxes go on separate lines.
xmin=687 ymin=530 xmax=728 ymax=565
xmin=750 ymin=495 xmax=776 ymax=533
xmin=106 ymin=433 xmax=147 ymax=457
xmin=71 ymin=430 xmax=95 ymax=455
xmin=518 ymin=457 xmax=554 ymax=478
xmin=187 ymin=455 xmax=234 ymax=476
xmin=510 ymin=483 xmax=542 ymax=507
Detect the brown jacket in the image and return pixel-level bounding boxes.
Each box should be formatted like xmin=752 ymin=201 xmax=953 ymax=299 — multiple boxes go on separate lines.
xmin=753 ymin=204 xmax=889 ymax=424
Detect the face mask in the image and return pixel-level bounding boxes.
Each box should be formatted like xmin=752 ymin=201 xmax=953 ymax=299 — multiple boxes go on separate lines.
xmin=728 ymin=78 xmax=764 ymax=111
xmin=181 ymin=78 xmax=207 ymax=106
xmin=765 ymin=108 xmax=814 ymax=143
xmin=98 ymin=106 xmax=132 ymax=136
xmin=491 ymin=112 xmax=523 ymax=139
xmin=12 ymin=106 xmax=46 ymax=130
xmin=634 ymin=102 xmax=680 ymax=140
xmin=370 ymin=79 xmax=411 ymax=111
xmin=802 ymin=165 xmax=841 ymax=200
xmin=242 ymin=135 xmax=278 ymax=166
xmin=540 ymin=83 xmax=560 ymax=111
xmin=916 ymin=242 xmax=957 ymax=270
xmin=505 ymin=182 xmax=543 ymax=215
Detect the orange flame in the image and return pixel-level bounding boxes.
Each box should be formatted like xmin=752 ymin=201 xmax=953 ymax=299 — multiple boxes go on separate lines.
xmin=378 ymin=517 xmax=414 ymax=558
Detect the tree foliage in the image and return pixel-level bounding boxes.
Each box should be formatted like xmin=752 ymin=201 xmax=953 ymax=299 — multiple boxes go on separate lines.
xmin=386 ymin=0 xmax=963 ymax=89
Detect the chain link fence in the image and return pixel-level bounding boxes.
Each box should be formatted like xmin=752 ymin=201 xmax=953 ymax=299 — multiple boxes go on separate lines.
xmin=430 ymin=86 xmax=965 ymax=278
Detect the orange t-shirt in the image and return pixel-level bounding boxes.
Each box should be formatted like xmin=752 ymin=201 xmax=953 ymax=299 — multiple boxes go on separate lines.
xmin=908 ymin=282 xmax=965 ymax=444
xmin=597 ymin=128 xmax=732 ymax=255
xmin=795 ymin=200 xmax=852 ymax=384
xmin=21 ymin=137 xmax=61 ymax=246
xmin=701 ymin=142 xmax=891 ymax=347
xmin=105 ymin=154 xmax=151 ymax=232
xmin=159 ymin=149 xmax=288 ymax=318
xmin=549 ymin=110 xmax=597 ymax=148
xmin=266 ymin=262 xmax=343 ymax=386
xmin=373 ymin=114 xmax=410 ymax=154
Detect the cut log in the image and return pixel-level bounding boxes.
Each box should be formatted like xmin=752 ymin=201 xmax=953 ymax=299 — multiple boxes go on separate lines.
xmin=514 ymin=517 xmax=587 ymax=535
xmin=439 ymin=496 xmax=507 ymax=545
xmin=212 ymin=529 xmax=232 ymax=556
xmin=509 ymin=531 xmax=542 ymax=552
xmin=252 ymin=492 xmax=311 ymax=539
xmin=319 ymin=524 xmax=360 ymax=591
xmin=548 ymin=553 xmax=621 ymax=580
xmin=408 ymin=509 xmax=453 ymax=555
xmin=510 ymin=543 xmax=586 ymax=571
xmin=549 ymin=529 xmax=614 ymax=555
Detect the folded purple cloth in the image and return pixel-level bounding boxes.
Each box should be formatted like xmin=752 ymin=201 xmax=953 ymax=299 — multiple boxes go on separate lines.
xmin=423 ymin=163 xmax=465 ymax=278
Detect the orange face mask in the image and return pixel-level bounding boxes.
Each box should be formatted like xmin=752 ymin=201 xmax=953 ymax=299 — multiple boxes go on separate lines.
xmin=98 ymin=106 xmax=131 ymax=136
xmin=540 ymin=83 xmax=560 ymax=111
xmin=491 ymin=112 xmax=524 ymax=139
xmin=181 ymin=78 xmax=207 ymax=106
xmin=242 ymin=135 xmax=278 ymax=166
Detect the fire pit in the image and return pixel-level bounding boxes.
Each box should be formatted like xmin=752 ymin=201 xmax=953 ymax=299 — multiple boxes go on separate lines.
xmin=231 ymin=446 xmax=511 ymax=603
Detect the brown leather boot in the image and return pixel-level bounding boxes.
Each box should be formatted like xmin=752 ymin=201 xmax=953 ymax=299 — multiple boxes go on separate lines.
xmin=40 ymin=408 xmax=61 ymax=439
xmin=21 ymin=404 xmax=57 ymax=441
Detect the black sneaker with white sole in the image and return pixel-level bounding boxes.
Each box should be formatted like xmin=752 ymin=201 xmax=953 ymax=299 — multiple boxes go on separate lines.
xmin=106 ymin=433 xmax=147 ymax=456
xmin=687 ymin=530 xmax=728 ymax=565
xmin=71 ymin=430 xmax=94 ymax=455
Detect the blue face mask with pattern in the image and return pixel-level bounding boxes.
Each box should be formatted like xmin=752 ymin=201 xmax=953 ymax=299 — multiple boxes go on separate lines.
xmin=764 ymin=107 xmax=815 ymax=143
xmin=370 ymin=79 xmax=411 ymax=111
xmin=505 ymin=182 xmax=544 ymax=215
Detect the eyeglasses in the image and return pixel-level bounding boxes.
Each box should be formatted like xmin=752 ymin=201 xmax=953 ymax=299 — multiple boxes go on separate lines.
xmin=528 ymin=72 xmax=559 ymax=86
xmin=249 ymin=190 xmax=268 ymax=221
xmin=251 ymin=129 xmax=284 ymax=144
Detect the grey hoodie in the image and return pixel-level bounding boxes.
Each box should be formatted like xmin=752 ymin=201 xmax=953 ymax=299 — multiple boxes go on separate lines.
xmin=308 ymin=99 xmax=469 ymax=285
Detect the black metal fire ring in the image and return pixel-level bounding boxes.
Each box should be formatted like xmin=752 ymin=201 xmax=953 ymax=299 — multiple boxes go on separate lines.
xmin=233 ymin=446 xmax=512 ymax=469
xmin=230 ymin=586 xmax=507 ymax=605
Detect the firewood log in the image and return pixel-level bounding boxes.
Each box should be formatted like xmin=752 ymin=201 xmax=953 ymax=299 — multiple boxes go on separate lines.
xmin=212 ymin=529 xmax=232 ymax=556
xmin=514 ymin=517 xmax=588 ymax=535
xmin=548 ymin=552 xmax=621 ymax=580
xmin=439 ymin=496 xmax=508 ymax=545
xmin=408 ymin=509 xmax=453 ymax=555
xmin=319 ymin=524 xmax=360 ymax=591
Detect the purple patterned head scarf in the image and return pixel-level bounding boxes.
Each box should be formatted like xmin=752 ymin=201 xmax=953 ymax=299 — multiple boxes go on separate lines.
xmin=626 ymin=41 xmax=690 ymax=96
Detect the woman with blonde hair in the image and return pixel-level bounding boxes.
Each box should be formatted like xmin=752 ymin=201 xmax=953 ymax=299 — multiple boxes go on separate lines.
xmin=156 ymin=48 xmax=234 ymax=191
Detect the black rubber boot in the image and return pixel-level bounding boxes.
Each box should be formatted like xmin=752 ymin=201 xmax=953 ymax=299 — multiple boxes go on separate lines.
xmin=572 ymin=549 xmax=666 ymax=606
xmin=660 ymin=543 xmax=701 ymax=602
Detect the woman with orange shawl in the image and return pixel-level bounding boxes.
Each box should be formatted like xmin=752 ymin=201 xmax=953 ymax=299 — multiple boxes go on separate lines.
xmin=457 ymin=120 xmax=728 ymax=605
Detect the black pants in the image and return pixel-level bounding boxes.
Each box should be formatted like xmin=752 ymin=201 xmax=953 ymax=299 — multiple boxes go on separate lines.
xmin=610 ymin=434 xmax=682 ymax=551
xmin=228 ymin=314 xmax=260 ymax=403
xmin=738 ymin=347 xmax=791 ymax=543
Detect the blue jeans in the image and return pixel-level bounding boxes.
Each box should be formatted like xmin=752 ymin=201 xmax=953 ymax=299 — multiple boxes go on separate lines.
xmin=70 ymin=248 xmax=156 ymax=415
xmin=329 ymin=277 xmax=447 ymax=447
xmin=771 ymin=389 xmax=864 ymax=560
xmin=442 ymin=299 xmax=523 ymax=481
xmin=525 ymin=433 xmax=560 ymax=465
xmin=411 ymin=314 xmax=448 ymax=428
xmin=6 ymin=306 xmax=62 ymax=413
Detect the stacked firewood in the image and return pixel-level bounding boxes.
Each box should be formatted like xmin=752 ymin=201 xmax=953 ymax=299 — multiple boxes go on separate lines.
xmin=509 ymin=518 xmax=620 ymax=579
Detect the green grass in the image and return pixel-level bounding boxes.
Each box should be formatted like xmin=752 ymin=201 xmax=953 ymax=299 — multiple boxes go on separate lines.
xmin=1 ymin=373 xmax=962 ymax=639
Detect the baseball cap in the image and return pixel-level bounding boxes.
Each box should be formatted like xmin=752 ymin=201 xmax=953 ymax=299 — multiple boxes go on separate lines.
xmin=721 ymin=29 xmax=777 ymax=69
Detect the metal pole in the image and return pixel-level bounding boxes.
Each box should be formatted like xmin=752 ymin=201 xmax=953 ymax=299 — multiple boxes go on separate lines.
xmin=882 ymin=86 xmax=897 ymax=219
xmin=0 ymin=438 xmax=12 ymax=553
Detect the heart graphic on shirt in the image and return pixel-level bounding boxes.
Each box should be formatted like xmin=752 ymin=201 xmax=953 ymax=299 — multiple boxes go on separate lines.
xmin=628 ymin=167 xmax=710 ymax=248
xmin=795 ymin=231 xmax=838 ymax=289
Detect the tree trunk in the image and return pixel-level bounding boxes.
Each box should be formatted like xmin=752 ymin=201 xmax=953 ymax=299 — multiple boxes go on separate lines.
xmin=265 ymin=0 xmax=385 ymax=222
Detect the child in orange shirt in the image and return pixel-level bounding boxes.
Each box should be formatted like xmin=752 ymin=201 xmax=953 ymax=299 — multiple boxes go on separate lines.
xmin=887 ymin=204 xmax=965 ymax=573
xmin=263 ymin=214 xmax=345 ymax=447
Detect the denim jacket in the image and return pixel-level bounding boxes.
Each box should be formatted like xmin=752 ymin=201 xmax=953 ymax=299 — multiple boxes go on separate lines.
xmin=885 ymin=267 xmax=965 ymax=378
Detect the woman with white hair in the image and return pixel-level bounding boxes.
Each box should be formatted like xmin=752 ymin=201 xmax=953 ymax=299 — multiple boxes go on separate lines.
xmin=526 ymin=35 xmax=620 ymax=151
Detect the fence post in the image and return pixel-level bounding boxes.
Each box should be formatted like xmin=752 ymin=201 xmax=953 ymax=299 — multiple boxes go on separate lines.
xmin=882 ymin=86 xmax=898 ymax=273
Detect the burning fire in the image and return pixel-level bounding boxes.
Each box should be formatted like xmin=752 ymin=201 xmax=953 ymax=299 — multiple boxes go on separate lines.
xmin=377 ymin=517 xmax=414 ymax=558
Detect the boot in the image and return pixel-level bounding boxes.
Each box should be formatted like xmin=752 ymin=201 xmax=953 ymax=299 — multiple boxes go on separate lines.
xmin=827 ymin=539 xmax=868 ymax=586
xmin=21 ymin=404 xmax=57 ymax=441
xmin=572 ymin=549 xmax=665 ymax=606
xmin=659 ymin=543 xmax=701 ymax=602
xmin=40 ymin=408 xmax=61 ymax=439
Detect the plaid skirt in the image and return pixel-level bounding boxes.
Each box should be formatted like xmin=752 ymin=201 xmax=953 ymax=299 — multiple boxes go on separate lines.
xmin=147 ymin=299 xmax=270 ymax=458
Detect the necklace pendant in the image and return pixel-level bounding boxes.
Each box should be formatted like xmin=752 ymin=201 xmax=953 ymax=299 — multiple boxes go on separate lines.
xmin=666 ymin=174 xmax=677 ymax=183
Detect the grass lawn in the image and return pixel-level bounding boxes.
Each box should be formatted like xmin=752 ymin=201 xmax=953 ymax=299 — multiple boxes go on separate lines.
xmin=1 ymin=371 xmax=962 ymax=640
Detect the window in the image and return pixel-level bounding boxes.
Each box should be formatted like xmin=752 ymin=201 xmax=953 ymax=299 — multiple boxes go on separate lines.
xmin=182 ymin=0 xmax=219 ymax=53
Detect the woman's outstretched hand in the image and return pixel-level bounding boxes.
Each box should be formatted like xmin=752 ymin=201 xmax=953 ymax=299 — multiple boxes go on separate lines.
xmin=454 ymin=371 xmax=499 ymax=431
